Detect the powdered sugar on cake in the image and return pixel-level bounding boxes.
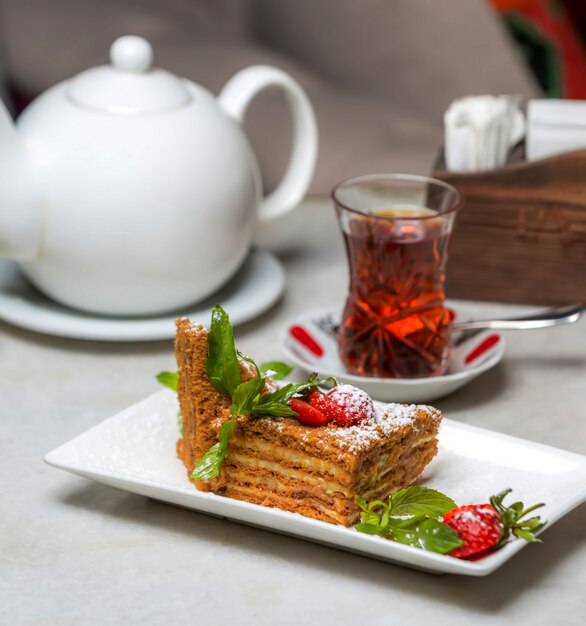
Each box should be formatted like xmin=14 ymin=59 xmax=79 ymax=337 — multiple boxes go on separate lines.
xmin=319 ymin=401 xmax=440 ymax=454
xmin=330 ymin=402 xmax=414 ymax=452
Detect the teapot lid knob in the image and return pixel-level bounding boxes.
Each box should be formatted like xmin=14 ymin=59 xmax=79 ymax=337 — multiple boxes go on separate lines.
xmin=67 ymin=35 xmax=191 ymax=113
xmin=110 ymin=36 xmax=153 ymax=73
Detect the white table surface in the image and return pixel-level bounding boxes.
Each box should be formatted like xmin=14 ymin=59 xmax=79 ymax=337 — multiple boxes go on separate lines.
xmin=2 ymin=201 xmax=585 ymax=625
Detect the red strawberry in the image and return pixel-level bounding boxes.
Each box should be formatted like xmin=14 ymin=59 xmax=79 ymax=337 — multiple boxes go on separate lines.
xmin=307 ymin=389 xmax=335 ymax=413
xmin=311 ymin=384 xmax=375 ymax=426
xmin=289 ymin=398 xmax=331 ymax=426
xmin=443 ymin=504 xmax=503 ymax=559
xmin=444 ymin=488 xmax=546 ymax=559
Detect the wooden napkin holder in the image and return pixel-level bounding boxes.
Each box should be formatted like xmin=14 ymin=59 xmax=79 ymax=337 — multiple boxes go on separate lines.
xmin=433 ymin=148 xmax=586 ymax=305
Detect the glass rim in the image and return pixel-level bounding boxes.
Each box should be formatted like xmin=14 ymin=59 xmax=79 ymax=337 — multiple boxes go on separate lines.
xmin=331 ymin=173 xmax=464 ymax=221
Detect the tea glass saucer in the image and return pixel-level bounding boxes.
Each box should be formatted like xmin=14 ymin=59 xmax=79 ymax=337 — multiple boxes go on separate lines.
xmin=281 ymin=305 xmax=505 ymax=403
xmin=0 ymin=249 xmax=284 ymax=342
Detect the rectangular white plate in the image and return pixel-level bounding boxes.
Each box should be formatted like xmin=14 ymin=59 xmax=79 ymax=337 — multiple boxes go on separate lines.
xmin=45 ymin=390 xmax=586 ymax=576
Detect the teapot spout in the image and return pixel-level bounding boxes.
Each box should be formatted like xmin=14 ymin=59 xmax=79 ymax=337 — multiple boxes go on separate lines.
xmin=0 ymin=100 xmax=41 ymax=260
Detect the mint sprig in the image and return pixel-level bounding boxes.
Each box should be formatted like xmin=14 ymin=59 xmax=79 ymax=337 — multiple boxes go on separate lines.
xmin=355 ymin=487 xmax=463 ymax=554
xmin=189 ymin=305 xmax=337 ymax=481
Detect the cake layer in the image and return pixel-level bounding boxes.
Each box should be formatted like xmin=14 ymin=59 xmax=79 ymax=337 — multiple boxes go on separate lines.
xmin=226 ymin=432 xmax=437 ymax=498
xmin=223 ymin=439 xmax=436 ymax=502
xmin=219 ymin=439 xmax=438 ymax=525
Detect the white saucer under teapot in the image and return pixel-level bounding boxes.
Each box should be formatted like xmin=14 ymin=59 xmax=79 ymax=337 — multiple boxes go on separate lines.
xmin=0 ymin=35 xmax=317 ymax=316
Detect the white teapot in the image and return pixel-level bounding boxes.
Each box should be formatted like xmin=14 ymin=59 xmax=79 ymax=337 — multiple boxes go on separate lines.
xmin=0 ymin=36 xmax=317 ymax=315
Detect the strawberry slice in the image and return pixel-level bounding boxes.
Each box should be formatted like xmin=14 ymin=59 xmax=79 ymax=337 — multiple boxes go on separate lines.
xmin=289 ymin=398 xmax=331 ymax=426
xmin=443 ymin=504 xmax=503 ymax=559
xmin=309 ymin=385 xmax=375 ymax=426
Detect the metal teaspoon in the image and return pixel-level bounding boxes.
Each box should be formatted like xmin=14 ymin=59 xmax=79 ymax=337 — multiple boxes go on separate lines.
xmin=451 ymin=303 xmax=583 ymax=332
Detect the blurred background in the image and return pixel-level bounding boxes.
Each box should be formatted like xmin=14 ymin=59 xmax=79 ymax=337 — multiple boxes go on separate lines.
xmin=0 ymin=0 xmax=584 ymax=194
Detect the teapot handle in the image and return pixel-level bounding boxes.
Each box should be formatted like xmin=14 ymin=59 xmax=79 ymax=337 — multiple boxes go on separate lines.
xmin=218 ymin=66 xmax=317 ymax=222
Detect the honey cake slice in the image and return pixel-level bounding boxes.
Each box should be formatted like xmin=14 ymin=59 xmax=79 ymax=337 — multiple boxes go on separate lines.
xmin=175 ymin=318 xmax=441 ymax=526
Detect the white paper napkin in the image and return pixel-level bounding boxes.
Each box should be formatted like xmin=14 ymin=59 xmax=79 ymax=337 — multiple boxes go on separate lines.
xmin=444 ymin=95 xmax=525 ymax=172
xmin=526 ymin=99 xmax=586 ymax=161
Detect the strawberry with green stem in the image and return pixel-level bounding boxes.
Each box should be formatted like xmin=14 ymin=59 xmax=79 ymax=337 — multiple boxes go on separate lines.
xmin=443 ymin=488 xmax=546 ymax=559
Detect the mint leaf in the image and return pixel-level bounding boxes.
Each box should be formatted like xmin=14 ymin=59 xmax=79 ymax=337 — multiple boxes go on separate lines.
xmin=191 ymin=442 xmax=222 ymax=480
xmin=389 ymin=518 xmax=464 ymax=554
xmin=389 ymin=487 xmax=457 ymax=518
xmin=259 ymin=361 xmax=293 ymax=381
xmin=231 ymin=376 xmax=266 ymax=417
xmin=156 ymin=371 xmax=178 ymax=392
xmin=157 ymin=372 xmax=183 ymax=434
xmin=360 ymin=510 xmax=386 ymax=527
xmin=190 ymin=419 xmax=238 ymax=480
xmin=355 ymin=513 xmax=463 ymax=554
xmin=355 ymin=491 xmax=463 ymax=554
xmin=251 ymin=382 xmax=300 ymax=416
xmin=254 ymin=382 xmax=298 ymax=406
xmin=362 ymin=499 xmax=388 ymax=513
xmin=206 ymin=305 xmax=241 ymax=396
xmin=354 ymin=523 xmax=384 ymax=536
xmin=250 ymin=399 xmax=298 ymax=417
xmin=358 ymin=498 xmax=403 ymax=532
xmin=356 ymin=495 xmax=368 ymax=511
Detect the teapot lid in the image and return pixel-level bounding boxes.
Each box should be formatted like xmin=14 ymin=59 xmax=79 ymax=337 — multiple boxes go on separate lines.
xmin=67 ymin=36 xmax=192 ymax=114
